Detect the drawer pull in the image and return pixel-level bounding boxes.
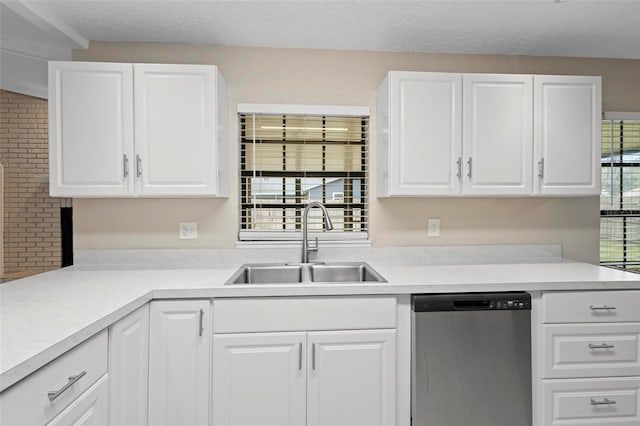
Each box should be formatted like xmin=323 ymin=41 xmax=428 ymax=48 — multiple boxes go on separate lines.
xmin=589 ymin=343 xmax=615 ymax=350
xmin=590 ymin=397 xmax=616 ymax=406
xmin=590 ymin=305 xmax=616 ymax=311
xmin=47 ymin=371 xmax=86 ymax=401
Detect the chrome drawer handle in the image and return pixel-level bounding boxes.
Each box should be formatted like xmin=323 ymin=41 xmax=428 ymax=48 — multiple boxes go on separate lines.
xmin=589 ymin=343 xmax=615 ymax=350
xmin=48 ymin=371 xmax=86 ymax=401
xmin=590 ymin=305 xmax=616 ymax=311
xmin=590 ymin=397 xmax=616 ymax=406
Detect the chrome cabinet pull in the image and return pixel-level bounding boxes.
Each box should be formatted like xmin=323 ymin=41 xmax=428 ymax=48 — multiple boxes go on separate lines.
xmin=312 ymin=343 xmax=316 ymax=371
xmin=298 ymin=343 xmax=302 ymax=370
xmin=590 ymin=397 xmax=616 ymax=406
xmin=467 ymin=157 xmax=472 ymax=179
xmin=538 ymin=158 xmax=544 ymax=179
xmin=136 ymin=155 xmax=142 ymax=177
xmin=123 ymin=155 xmax=129 ymax=178
xmin=590 ymin=305 xmax=617 ymax=311
xmin=199 ymin=309 xmax=204 ymax=337
xmin=456 ymin=157 xmax=462 ymax=179
xmin=589 ymin=343 xmax=615 ymax=349
xmin=48 ymin=371 xmax=86 ymax=401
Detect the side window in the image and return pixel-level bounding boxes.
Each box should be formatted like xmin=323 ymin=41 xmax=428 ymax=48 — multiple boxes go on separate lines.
xmin=600 ymin=117 xmax=640 ymax=270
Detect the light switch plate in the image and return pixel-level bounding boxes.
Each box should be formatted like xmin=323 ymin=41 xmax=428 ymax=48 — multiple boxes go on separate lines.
xmin=179 ymin=222 xmax=198 ymax=239
xmin=427 ymin=218 xmax=440 ymax=237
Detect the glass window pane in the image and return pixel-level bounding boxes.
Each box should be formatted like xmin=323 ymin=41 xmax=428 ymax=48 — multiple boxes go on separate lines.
xmin=240 ymin=113 xmax=368 ymax=238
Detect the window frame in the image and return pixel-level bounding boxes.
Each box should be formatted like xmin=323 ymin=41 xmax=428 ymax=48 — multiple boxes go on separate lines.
xmin=236 ymin=104 xmax=370 ymax=246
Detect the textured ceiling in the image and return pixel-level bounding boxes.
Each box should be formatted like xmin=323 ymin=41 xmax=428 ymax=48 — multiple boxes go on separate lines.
xmin=6 ymin=0 xmax=640 ymax=59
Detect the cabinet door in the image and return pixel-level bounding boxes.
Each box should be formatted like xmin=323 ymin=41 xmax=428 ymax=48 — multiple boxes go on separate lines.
xmin=212 ymin=332 xmax=307 ymax=426
xmin=48 ymin=61 xmax=134 ymax=197
xmin=109 ymin=304 xmax=149 ymax=425
xmin=307 ymin=329 xmax=396 ymax=426
xmin=148 ymin=300 xmax=210 ymax=426
xmin=134 ymin=64 xmax=219 ymax=196
xmin=46 ymin=375 xmax=109 ymax=426
xmin=386 ymin=72 xmax=462 ymax=196
xmin=534 ymin=75 xmax=601 ymax=195
xmin=463 ymin=74 xmax=533 ymax=195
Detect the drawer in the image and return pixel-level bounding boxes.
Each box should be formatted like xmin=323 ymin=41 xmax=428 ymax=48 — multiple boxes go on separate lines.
xmin=46 ymin=374 xmax=109 ymax=426
xmin=542 ymin=323 xmax=640 ymax=378
xmin=541 ymin=377 xmax=640 ymax=426
xmin=0 ymin=330 xmax=108 ymax=426
xmin=542 ymin=290 xmax=640 ymax=323
xmin=213 ymin=296 xmax=397 ymax=333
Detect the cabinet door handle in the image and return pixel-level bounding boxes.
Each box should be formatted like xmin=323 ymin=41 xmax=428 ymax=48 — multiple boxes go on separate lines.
xmin=590 ymin=305 xmax=616 ymax=311
xmin=589 ymin=343 xmax=615 ymax=349
xmin=312 ymin=343 xmax=316 ymax=371
xmin=298 ymin=343 xmax=303 ymax=370
xmin=456 ymin=157 xmax=462 ymax=179
xmin=198 ymin=309 xmax=204 ymax=337
xmin=590 ymin=397 xmax=616 ymax=405
xmin=136 ymin=155 xmax=142 ymax=177
xmin=48 ymin=371 xmax=86 ymax=401
xmin=123 ymin=155 xmax=129 ymax=178
xmin=467 ymin=157 xmax=472 ymax=179
xmin=538 ymin=158 xmax=544 ymax=179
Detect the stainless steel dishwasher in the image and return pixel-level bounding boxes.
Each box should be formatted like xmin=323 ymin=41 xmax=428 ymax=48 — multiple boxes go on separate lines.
xmin=412 ymin=292 xmax=532 ymax=426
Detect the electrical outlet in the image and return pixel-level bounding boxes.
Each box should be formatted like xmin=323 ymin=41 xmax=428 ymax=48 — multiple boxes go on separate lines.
xmin=179 ymin=222 xmax=198 ymax=240
xmin=427 ymin=218 xmax=440 ymax=237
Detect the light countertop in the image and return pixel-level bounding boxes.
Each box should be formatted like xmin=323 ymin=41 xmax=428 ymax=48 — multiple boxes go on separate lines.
xmin=2 ymin=248 xmax=640 ymax=392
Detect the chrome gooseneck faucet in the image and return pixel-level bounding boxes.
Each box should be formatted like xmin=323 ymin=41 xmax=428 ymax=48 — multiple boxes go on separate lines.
xmin=302 ymin=201 xmax=334 ymax=263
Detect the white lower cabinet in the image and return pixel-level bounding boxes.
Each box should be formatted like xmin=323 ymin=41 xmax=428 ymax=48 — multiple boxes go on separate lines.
xmin=212 ymin=332 xmax=307 ymax=426
xmin=148 ymin=299 xmax=211 ymax=426
xmin=109 ymin=304 xmax=150 ymax=425
xmin=539 ymin=290 xmax=640 ymax=426
xmin=541 ymin=377 xmax=640 ymax=426
xmin=46 ymin=374 xmax=109 ymax=426
xmin=212 ymin=296 xmax=397 ymax=426
xmin=0 ymin=330 xmax=108 ymax=426
xmin=306 ymin=330 xmax=396 ymax=426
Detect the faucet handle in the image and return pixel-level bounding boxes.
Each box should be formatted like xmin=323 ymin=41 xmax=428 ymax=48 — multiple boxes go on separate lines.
xmin=308 ymin=237 xmax=319 ymax=252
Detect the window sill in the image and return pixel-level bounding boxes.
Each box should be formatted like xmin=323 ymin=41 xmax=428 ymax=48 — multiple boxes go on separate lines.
xmin=235 ymin=240 xmax=371 ymax=249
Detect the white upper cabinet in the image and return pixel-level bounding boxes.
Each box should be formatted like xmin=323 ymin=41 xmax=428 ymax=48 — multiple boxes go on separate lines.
xmin=49 ymin=62 xmax=134 ymax=197
xmin=377 ymin=71 xmax=462 ymax=196
xmin=377 ymin=71 xmax=601 ymax=197
xmin=462 ymin=74 xmax=533 ymax=195
xmin=134 ymin=64 xmax=228 ymax=197
xmin=48 ymin=61 xmax=229 ymax=198
xmin=534 ymin=75 xmax=601 ymax=196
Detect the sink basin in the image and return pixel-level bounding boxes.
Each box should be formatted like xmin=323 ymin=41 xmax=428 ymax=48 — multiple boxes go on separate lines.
xmin=309 ymin=263 xmax=386 ymax=283
xmin=225 ymin=262 xmax=386 ymax=285
xmin=228 ymin=264 xmax=304 ymax=284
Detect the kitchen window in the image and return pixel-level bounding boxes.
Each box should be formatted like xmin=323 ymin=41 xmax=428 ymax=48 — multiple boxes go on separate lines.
xmin=238 ymin=105 xmax=369 ymax=243
xmin=600 ymin=113 xmax=640 ymax=271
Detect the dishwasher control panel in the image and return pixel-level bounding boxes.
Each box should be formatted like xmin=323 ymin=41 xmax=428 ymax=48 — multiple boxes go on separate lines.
xmin=413 ymin=291 xmax=531 ymax=312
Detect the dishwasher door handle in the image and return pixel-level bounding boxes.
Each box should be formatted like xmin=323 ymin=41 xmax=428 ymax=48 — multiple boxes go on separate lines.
xmin=453 ymin=299 xmax=492 ymax=310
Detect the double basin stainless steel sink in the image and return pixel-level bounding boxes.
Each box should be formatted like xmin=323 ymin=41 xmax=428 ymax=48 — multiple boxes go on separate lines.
xmin=226 ymin=262 xmax=386 ymax=285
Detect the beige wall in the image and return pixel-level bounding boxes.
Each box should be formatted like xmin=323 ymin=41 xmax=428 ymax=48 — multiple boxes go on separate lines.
xmin=72 ymin=42 xmax=640 ymax=263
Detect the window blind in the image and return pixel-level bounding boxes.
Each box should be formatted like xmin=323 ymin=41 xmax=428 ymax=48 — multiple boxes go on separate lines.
xmin=600 ymin=118 xmax=640 ymax=271
xmin=239 ymin=113 xmax=369 ymax=241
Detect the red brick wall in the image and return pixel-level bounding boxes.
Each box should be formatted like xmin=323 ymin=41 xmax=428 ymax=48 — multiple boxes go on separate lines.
xmin=0 ymin=89 xmax=61 ymax=276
